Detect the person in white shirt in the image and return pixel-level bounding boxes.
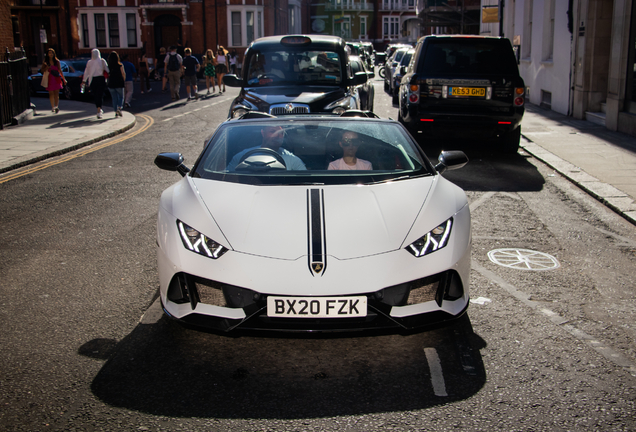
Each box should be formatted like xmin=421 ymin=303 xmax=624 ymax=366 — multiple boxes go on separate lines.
xmin=82 ymin=49 xmax=109 ymax=119
xmin=328 ymin=131 xmax=372 ymax=170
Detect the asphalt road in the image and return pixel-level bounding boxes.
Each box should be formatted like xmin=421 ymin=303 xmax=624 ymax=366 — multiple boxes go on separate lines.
xmin=1 ymin=77 xmax=635 ymax=431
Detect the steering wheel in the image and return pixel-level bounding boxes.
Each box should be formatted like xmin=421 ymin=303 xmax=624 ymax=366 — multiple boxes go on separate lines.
xmin=236 ymin=147 xmax=287 ymax=171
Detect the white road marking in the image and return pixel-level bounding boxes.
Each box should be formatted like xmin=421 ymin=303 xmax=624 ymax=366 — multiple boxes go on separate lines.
xmin=469 ymin=191 xmax=496 ymax=212
xmin=424 ymin=347 xmax=448 ymax=397
xmin=473 ymin=261 xmax=636 ymax=376
xmin=162 ymin=98 xmax=230 ymax=122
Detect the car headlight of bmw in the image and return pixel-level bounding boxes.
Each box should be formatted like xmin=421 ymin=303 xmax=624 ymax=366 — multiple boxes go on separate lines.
xmin=232 ymin=107 xmax=249 ymax=118
xmin=407 ymin=218 xmax=453 ymax=257
xmin=177 ymin=221 xmax=228 ymax=259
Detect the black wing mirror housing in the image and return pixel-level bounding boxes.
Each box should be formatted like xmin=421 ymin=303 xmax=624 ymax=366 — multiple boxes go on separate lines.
xmin=223 ymin=74 xmax=243 ymax=87
xmin=435 ymin=150 xmax=469 ymax=174
xmin=155 ymin=152 xmax=190 ymax=177
xmin=350 ymin=71 xmax=368 ymax=86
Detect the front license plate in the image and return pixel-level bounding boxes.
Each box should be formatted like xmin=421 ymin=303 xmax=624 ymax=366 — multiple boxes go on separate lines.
xmin=267 ymin=296 xmax=367 ymax=318
xmin=449 ymin=86 xmax=486 ymax=97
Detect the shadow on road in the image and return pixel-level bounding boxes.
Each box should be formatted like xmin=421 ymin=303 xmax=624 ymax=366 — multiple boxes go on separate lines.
xmin=420 ymin=137 xmax=546 ymax=193
xmin=87 ymin=313 xmax=486 ymax=419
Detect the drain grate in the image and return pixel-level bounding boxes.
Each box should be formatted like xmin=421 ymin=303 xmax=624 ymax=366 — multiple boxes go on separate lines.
xmin=487 ymin=248 xmax=560 ymax=271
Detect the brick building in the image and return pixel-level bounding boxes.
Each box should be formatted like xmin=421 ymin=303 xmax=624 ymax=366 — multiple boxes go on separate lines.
xmin=5 ymin=0 xmax=312 ymax=69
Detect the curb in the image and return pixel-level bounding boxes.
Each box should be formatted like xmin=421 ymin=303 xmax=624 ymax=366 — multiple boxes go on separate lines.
xmin=0 ymin=114 xmax=137 ymax=175
xmin=521 ymin=136 xmax=636 ymax=227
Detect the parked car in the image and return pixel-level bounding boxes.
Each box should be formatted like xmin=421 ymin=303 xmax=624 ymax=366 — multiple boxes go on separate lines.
xmin=154 ymin=113 xmax=471 ymax=333
xmin=223 ymin=35 xmax=368 ymax=118
xmin=28 ymin=59 xmax=88 ymax=100
xmin=349 ymin=55 xmax=375 ymax=111
xmin=398 ymin=35 xmax=526 ymax=153
xmin=391 ymin=49 xmax=415 ymax=104
xmin=384 ymin=47 xmax=409 ymax=93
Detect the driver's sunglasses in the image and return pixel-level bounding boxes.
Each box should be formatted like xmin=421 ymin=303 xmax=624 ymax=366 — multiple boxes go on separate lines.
xmin=341 ymin=137 xmax=358 ymax=147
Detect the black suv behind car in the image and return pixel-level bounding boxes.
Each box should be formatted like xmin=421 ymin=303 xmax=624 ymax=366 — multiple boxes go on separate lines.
xmin=398 ymin=35 xmax=526 ymax=152
xmin=224 ymin=35 xmax=368 ymax=118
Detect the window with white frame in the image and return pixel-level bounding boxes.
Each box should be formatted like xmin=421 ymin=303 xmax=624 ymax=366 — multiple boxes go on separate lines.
xmin=126 ymin=14 xmax=137 ymax=48
xmin=228 ymin=7 xmax=264 ymax=47
xmin=359 ymin=16 xmax=367 ymax=39
xmin=79 ymin=9 xmax=139 ymax=49
xmin=334 ymin=16 xmax=351 ymax=40
xmin=383 ymin=16 xmax=399 ymax=39
xmin=95 ymin=14 xmax=106 ymax=47
xmin=81 ymin=14 xmax=89 ymax=48
xmin=108 ymin=13 xmax=119 ymax=47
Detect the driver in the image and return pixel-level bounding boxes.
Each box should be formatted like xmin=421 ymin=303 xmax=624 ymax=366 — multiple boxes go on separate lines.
xmin=226 ymin=126 xmax=307 ymax=171
xmin=248 ymin=54 xmax=285 ymax=84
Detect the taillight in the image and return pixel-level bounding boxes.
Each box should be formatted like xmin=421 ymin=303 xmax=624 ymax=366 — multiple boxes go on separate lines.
xmin=408 ymin=84 xmax=419 ymax=104
xmin=514 ymin=87 xmax=525 ymax=106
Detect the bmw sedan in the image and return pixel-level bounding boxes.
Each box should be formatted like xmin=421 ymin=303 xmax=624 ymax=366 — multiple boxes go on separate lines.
xmin=155 ymin=114 xmax=471 ymax=333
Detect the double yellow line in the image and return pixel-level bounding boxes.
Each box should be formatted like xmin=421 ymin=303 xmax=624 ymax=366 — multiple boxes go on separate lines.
xmin=0 ymin=114 xmax=154 ymax=184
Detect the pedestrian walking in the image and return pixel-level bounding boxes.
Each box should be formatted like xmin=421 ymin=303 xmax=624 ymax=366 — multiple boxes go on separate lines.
xmin=82 ymin=48 xmax=109 ymax=119
xmin=138 ymin=50 xmax=152 ymax=94
xmin=164 ymin=46 xmax=183 ymax=101
xmin=107 ymin=51 xmax=126 ymax=117
xmin=216 ymin=46 xmax=228 ymax=92
xmin=182 ymin=48 xmax=200 ymax=100
xmin=229 ymin=49 xmax=238 ymax=75
xmin=203 ymin=49 xmax=217 ymax=95
xmin=41 ymin=48 xmax=67 ymax=114
xmin=156 ymin=47 xmax=167 ymax=92
xmin=121 ymin=54 xmax=136 ymax=108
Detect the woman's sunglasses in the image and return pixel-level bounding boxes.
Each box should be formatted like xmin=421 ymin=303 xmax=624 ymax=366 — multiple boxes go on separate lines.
xmin=341 ymin=137 xmax=358 ymax=147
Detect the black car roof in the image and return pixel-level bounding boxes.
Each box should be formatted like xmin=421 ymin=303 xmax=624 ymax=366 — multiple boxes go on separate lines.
xmin=247 ymin=35 xmax=346 ymax=52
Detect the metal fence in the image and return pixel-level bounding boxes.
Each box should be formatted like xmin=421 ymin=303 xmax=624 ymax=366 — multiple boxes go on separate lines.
xmin=0 ymin=49 xmax=31 ymax=130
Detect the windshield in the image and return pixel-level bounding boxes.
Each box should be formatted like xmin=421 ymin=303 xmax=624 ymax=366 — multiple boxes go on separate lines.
xmin=246 ymin=49 xmax=342 ymax=86
xmin=192 ymin=119 xmax=433 ymax=185
xmin=67 ymin=61 xmax=87 ymax=72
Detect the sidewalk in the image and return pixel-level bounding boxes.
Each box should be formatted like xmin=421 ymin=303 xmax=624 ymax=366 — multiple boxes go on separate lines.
xmin=521 ymin=104 xmax=636 ymax=225
xmin=0 ymin=99 xmax=135 ymax=174
xmin=0 ymin=99 xmax=635 ymax=226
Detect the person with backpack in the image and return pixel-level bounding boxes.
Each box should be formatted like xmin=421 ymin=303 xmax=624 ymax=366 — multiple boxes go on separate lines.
xmin=182 ymin=48 xmax=200 ymax=100
xmin=164 ymin=45 xmax=183 ymax=101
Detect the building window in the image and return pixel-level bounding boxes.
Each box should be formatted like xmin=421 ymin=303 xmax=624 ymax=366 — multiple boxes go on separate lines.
xmin=232 ymin=12 xmax=241 ymax=47
xmin=228 ymin=7 xmax=264 ymax=47
xmin=383 ymin=16 xmax=399 ymax=39
xmin=289 ymin=6 xmax=295 ymax=33
xmin=334 ymin=16 xmax=351 ymax=40
xmin=81 ymin=14 xmax=89 ymax=48
xmin=360 ymin=16 xmax=367 ymax=39
xmin=108 ymin=13 xmax=120 ymax=47
xmin=95 ymin=14 xmax=106 ymax=47
xmin=246 ymin=12 xmax=254 ymax=45
xmin=126 ymin=14 xmax=137 ymax=47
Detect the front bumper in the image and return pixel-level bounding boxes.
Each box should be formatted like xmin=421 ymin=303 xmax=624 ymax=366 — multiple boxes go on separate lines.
xmin=161 ymin=270 xmax=469 ymax=333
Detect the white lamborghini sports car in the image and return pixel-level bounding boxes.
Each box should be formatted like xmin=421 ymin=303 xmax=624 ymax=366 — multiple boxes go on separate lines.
xmin=155 ymin=114 xmax=471 ymax=333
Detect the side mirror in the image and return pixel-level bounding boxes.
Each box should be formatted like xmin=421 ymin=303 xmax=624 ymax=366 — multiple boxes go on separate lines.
xmin=223 ymin=74 xmax=243 ymax=87
xmin=367 ymin=71 xmax=375 ymax=79
xmin=350 ymin=71 xmax=368 ymax=86
xmin=154 ymin=152 xmax=190 ymax=177
xmin=435 ymin=150 xmax=469 ymax=174
xmin=400 ymin=65 xmax=407 ymax=75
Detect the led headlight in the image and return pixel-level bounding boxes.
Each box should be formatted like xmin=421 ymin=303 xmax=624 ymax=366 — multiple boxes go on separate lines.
xmin=177 ymin=221 xmax=228 ymax=259
xmin=407 ymin=218 xmax=453 ymax=257
xmin=326 ymin=97 xmax=351 ymax=115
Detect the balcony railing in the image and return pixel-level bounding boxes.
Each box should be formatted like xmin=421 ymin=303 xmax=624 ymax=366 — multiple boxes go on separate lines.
xmin=325 ymin=1 xmax=373 ymax=11
xmin=380 ymin=1 xmax=416 ymax=11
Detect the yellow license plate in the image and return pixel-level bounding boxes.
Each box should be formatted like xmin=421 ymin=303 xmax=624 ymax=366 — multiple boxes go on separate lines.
xmin=449 ymin=87 xmax=486 ymax=97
